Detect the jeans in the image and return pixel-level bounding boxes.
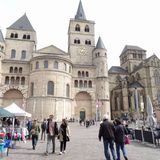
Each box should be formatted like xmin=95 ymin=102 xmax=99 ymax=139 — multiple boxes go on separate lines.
xmin=116 ymin=143 xmax=127 ymax=160
xmin=60 ymin=141 xmax=66 ymax=152
xmin=103 ymin=139 xmax=116 ymax=160
xmin=46 ymin=134 xmax=55 ymax=153
xmin=32 ymin=134 xmax=38 ymax=148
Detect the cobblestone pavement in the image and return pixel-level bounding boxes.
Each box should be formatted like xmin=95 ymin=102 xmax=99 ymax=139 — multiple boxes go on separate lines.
xmin=2 ymin=122 xmax=160 ymax=160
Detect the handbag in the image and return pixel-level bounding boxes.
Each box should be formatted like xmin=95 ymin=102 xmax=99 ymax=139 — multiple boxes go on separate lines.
xmin=124 ymin=135 xmax=130 ymax=145
xmin=66 ymin=136 xmax=70 ymax=142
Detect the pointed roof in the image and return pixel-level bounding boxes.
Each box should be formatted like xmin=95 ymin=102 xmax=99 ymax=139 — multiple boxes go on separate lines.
xmin=96 ymin=37 xmax=106 ymax=49
xmin=0 ymin=29 xmax=4 ymax=42
xmin=37 ymin=45 xmax=67 ymax=55
xmin=75 ymin=0 xmax=86 ymax=20
xmin=121 ymin=45 xmax=146 ymax=55
xmin=8 ymin=13 xmax=35 ymax=31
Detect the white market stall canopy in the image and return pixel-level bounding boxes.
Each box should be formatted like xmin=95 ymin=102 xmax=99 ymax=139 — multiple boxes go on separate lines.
xmin=4 ymin=103 xmax=31 ymax=117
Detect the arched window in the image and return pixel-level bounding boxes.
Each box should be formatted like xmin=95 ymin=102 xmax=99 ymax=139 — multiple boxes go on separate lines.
xmin=10 ymin=33 xmax=14 ymax=38
xmin=11 ymin=77 xmax=15 ymax=84
xmin=11 ymin=49 xmax=16 ymax=58
xmin=36 ymin=61 xmax=39 ymax=69
xmin=66 ymin=84 xmax=70 ymax=97
xmin=74 ymin=38 xmax=80 ymax=44
xmin=86 ymin=71 xmax=89 ymax=77
xmin=21 ymin=77 xmax=25 ymax=85
xmin=10 ymin=67 xmax=13 ymax=73
xmin=78 ymin=71 xmax=81 ymax=77
xmin=75 ymin=24 xmax=80 ymax=31
xmin=27 ymin=35 xmax=30 ymax=39
xmin=88 ymin=81 xmax=92 ymax=88
xmin=154 ymin=70 xmax=160 ymax=84
xmin=23 ymin=35 xmax=26 ymax=39
xmin=19 ymin=67 xmax=22 ymax=73
xmin=47 ymin=81 xmax=54 ymax=95
xmin=85 ymin=25 xmax=89 ymax=32
xmin=84 ymin=81 xmax=87 ymax=88
xmin=44 ymin=60 xmax=48 ymax=68
xmin=21 ymin=50 xmax=26 ymax=59
xmin=31 ymin=82 xmax=34 ymax=96
xmin=16 ymin=77 xmax=20 ymax=85
xmin=14 ymin=67 xmax=18 ymax=73
xmin=85 ymin=40 xmax=91 ymax=45
xmin=82 ymin=71 xmax=85 ymax=77
xmin=74 ymin=80 xmax=78 ymax=88
xmin=5 ymin=76 xmax=9 ymax=84
xmin=79 ymin=80 xmax=83 ymax=88
xmin=15 ymin=33 xmax=18 ymax=38
xmin=54 ymin=61 xmax=58 ymax=69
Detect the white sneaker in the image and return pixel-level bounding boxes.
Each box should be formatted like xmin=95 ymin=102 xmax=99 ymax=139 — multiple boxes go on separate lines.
xmin=63 ymin=150 xmax=66 ymax=154
xmin=59 ymin=152 xmax=62 ymax=155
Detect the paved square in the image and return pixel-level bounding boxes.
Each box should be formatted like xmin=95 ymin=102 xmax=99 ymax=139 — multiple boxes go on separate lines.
xmin=3 ymin=123 xmax=160 ymax=160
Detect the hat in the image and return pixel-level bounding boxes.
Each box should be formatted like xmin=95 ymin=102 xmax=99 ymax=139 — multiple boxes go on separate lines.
xmin=103 ymin=114 xmax=109 ymax=120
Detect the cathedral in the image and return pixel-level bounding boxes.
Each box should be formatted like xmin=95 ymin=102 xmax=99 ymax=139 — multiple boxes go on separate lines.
xmin=0 ymin=1 xmax=159 ymax=121
xmin=0 ymin=1 xmax=110 ymax=121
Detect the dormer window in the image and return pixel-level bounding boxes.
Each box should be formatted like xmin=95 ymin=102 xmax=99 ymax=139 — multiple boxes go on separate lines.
xmin=85 ymin=25 xmax=89 ymax=32
xmin=75 ymin=24 xmax=80 ymax=31
xmin=10 ymin=33 xmax=14 ymax=38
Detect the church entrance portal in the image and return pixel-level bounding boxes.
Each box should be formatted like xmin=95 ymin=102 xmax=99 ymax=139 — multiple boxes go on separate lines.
xmin=80 ymin=111 xmax=85 ymax=121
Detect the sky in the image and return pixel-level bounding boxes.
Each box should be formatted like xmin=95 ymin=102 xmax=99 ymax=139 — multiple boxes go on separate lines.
xmin=0 ymin=0 xmax=160 ymax=68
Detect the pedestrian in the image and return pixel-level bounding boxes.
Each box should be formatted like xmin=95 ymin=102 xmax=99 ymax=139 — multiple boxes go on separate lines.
xmin=45 ymin=114 xmax=58 ymax=156
xmin=58 ymin=118 xmax=70 ymax=155
xmin=114 ymin=119 xmax=128 ymax=160
xmin=98 ymin=114 xmax=116 ymax=160
xmin=30 ymin=119 xmax=40 ymax=150
xmin=41 ymin=118 xmax=47 ymax=141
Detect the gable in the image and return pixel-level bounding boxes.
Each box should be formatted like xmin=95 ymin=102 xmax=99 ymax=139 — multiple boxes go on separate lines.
xmin=37 ymin=45 xmax=67 ymax=55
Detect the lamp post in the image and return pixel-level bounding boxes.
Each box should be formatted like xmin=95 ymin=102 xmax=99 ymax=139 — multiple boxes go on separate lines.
xmin=135 ymin=88 xmax=140 ymax=128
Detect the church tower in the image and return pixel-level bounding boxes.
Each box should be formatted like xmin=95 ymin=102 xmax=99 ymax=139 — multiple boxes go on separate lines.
xmin=5 ymin=13 xmax=37 ymax=61
xmin=68 ymin=0 xmax=95 ymax=65
xmin=93 ymin=37 xmax=111 ymax=119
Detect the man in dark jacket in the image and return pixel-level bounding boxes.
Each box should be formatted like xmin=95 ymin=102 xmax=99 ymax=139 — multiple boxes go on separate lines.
xmin=98 ymin=114 xmax=116 ymax=160
xmin=45 ymin=115 xmax=58 ymax=156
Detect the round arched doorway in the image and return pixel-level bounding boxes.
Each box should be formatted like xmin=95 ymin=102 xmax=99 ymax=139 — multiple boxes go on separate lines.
xmin=75 ymin=91 xmax=92 ymax=120
xmin=3 ymin=89 xmax=23 ymax=107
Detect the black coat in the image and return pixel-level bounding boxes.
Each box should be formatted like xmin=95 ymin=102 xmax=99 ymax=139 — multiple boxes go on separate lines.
xmin=114 ymin=124 xmax=128 ymax=144
xmin=98 ymin=120 xmax=115 ymax=141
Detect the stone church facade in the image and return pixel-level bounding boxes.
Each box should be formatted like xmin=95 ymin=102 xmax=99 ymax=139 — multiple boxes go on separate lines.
xmin=0 ymin=1 xmax=110 ymax=121
xmin=109 ymin=45 xmax=160 ymax=121
xmin=0 ymin=1 xmax=159 ymax=121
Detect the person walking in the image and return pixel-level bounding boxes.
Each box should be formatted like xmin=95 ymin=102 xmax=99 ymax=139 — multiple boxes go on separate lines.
xmin=30 ymin=119 xmax=40 ymax=150
xmin=45 ymin=115 xmax=58 ymax=156
xmin=98 ymin=114 xmax=116 ymax=160
xmin=58 ymin=118 xmax=70 ymax=155
xmin=41 ymin=118 xmax=47 ymax=141
xmin=114 ymin=119 xmax=128 ymax=160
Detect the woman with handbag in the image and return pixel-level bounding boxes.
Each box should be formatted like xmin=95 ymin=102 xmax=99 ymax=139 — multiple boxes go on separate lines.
xmin=114 ymin=119 xmax=128 ymax=160
xmin=58 ymin=118 xmax=70 ymax=155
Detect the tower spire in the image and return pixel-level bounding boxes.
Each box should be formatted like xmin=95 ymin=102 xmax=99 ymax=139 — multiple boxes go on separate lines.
xmin=75 ymin=0 xmax=86 ymax=20
xmin=96 ymin=37 xmax=106 ymax=49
